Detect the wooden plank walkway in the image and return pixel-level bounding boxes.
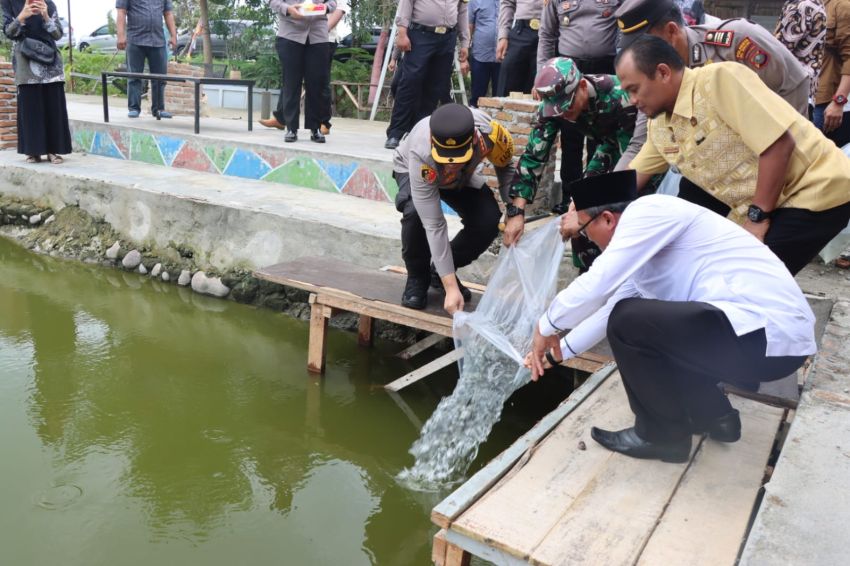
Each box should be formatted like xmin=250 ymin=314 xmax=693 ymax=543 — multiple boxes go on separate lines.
xmin=432 ymin=365 xmax=786 ymax=566
xmin=254 ymin=257 xmax=613 ymax=376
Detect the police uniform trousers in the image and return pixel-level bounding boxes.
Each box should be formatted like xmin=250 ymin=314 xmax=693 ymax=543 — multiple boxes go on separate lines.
xmin=277 ymin=36 xmax=330 ymax=131
xmin=607 ymin=298 xmax=806 ymax=442
xmin=393 ymin=172 xmax=501 ymax=277
xmin=386 ymin=27 xmax=457 ymax=140
xmin=557 ymin=55 xmax=615 ymax=206
xmin=496 ymin=22 xmax=538 ymax=96
xmin=320 ymin=41 xmax=339 ymax=129
xmin=678 ymin=177 xmax=850 ymax=275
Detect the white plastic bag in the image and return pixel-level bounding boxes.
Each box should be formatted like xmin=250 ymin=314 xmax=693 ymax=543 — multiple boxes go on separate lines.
xmin=818 ymin=143 xmax=850 ymax=263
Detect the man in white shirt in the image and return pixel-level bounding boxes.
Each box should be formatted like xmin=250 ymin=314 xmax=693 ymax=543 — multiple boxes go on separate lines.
xmin=526 ymin=170 xmax=816 ymax=462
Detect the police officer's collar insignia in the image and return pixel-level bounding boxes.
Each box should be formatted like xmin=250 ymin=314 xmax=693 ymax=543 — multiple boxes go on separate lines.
xmin=692 ymin=44 xmax=702 ymax=64
xmin=703 ymin=30 xmax=734 ymax=47
xmin=421 ymin=165 xmax=437 ymax=184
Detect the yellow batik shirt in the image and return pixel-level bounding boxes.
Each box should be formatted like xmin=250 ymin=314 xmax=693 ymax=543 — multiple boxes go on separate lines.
xmin=631 ymin=63 xmax=850 ymax=224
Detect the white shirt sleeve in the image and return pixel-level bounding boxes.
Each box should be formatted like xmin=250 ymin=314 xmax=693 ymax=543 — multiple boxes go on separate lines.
xmin=538 ymin=201 xmax=693 ymax=338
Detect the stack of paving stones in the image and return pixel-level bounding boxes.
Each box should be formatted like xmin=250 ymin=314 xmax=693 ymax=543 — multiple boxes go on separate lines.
xmin=477 ymin=96 xmax=557 ymax=215
xmin=0 ymin=60 xmax=17 ymax=149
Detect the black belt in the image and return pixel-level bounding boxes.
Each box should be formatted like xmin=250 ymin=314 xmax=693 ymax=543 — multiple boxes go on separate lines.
xmin=560 ymin=55 xmax=616 ymax=73
xmin=409 ymin=22 xmax=456 ymax=34
xmin=514 ymin=18 xmax=541 ymax=31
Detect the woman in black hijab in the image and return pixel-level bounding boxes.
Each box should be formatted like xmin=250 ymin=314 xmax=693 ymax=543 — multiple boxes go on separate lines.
xmin=1 ymin=0 xmax=72 ymax=163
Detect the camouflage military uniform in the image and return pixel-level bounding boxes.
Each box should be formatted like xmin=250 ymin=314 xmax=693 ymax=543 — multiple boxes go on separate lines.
xmin=510 ymin=73 xmax=637 ymax=203
xmin=511 ymin=68 xmax=636 ymax=269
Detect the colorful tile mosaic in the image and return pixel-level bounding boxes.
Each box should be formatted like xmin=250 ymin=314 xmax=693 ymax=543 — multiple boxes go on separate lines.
xmin=68 ymin=123 xmax=403 ymax=208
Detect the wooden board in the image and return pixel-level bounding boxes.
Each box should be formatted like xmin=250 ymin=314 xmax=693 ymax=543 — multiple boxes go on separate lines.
xmin=637 ymin=398 xmax=783 ymax=565
xmin=255 ymin=257 xmax=481 ymax=319
xmin=385 ymin=348 xmax=464 ymax=392
xmin=445 ymin=372 xmax=785 ymax=566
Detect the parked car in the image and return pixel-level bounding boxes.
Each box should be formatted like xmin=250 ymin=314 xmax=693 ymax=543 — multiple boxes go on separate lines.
xmin=78 ymin=25 xmax=118 ymax=53
xmin=339 ymin=27 xmax=382 ymax=56
xmin=176 ymin=19 xmax=253 ymax=59
xmin=55 ymin=17 xmax=74 ymax=50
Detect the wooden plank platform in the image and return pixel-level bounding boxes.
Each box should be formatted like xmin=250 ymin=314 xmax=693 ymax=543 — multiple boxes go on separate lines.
xmin=434 ymin=366 xmax=785 ymax=565
xmin=254 ymin=257 xmax=613 ymax=376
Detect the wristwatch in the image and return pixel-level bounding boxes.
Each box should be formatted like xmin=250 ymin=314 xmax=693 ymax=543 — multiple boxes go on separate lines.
xmin=833 ymin=94 xmax=848 ymax=105
xmin=747 ymin=204 xmax=772 ymax=223
xmin=505 ymin=203 xmax=525 ymax=218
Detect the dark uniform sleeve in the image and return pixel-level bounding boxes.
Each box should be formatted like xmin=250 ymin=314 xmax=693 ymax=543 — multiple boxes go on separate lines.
xmin=510 ymin=111 xmax=560 ymax=202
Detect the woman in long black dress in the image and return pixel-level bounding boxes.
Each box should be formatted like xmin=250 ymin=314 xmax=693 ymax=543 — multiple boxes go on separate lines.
xmin=1 ymin=0 xmax=71 ymax=163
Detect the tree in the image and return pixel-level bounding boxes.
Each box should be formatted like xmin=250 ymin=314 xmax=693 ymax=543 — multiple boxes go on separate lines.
xmin=107 ymin=10 xmax=116 ymax=35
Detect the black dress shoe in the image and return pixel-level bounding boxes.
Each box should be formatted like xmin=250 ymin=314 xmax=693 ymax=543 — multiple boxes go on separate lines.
xmin=385 ymin=137 xmax=400 ymax=150
xmin=590 ymin=426 xmax=691 ymax=463
xmin=284 ymin=130 xmax=297 ymax=143
xmin=699 ymin=410 xmax=741 ymax=443
xmin=552 ymin=202 xmax=569 ymax=215
xmin=429 ymin=266 xmax=472 ymax=301
xmin=310 ymin=129 xmax=326 ymax=143
xmin=401 ymin=275 xmax=429 ymax=310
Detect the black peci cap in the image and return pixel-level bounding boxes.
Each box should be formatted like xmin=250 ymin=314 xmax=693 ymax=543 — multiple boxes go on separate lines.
xmin=569 ymin=170 xmax=638 ymax=211
xmin=616 ymin=0 xmax=676 ymax=49
xmin=430 ymin=104 xmax=475 ymax=164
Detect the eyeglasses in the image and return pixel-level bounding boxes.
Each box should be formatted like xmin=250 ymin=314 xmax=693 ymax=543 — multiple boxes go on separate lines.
xmin=576 ymin=212 xmax=601 ymax=239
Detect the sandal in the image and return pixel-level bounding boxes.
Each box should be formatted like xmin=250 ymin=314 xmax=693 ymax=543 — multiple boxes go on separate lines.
xmin=25 ymin=155 xmax=41 ymax=163
xmin=47 ymin=153 xmax=63 ymax=164
xmin=836 ymin=256 xmax=850 ymax=269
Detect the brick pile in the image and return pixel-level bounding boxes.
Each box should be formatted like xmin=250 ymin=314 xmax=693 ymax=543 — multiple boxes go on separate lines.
xmin=0 ymin=61 xmax=17 ymax=149
xmin=163 ymin=62 xmax=208 ymax=117
xmin=476 ymin=96 xmax=557 ymax=214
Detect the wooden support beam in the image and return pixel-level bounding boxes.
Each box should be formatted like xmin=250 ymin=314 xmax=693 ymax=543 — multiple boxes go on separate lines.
xmin=357 ymin=315 xmax=373 ymax=347
xmin=385 ymin=348 xmax=464 ymax=392
xmin=445 ymin=543 xmax=471 ymax=566
xmin=396 ymin=333 xmax=446 ymax=360
xmin=432 ymin=529 xmax=448 ymax=566
xmin=307 ymin=295 xmax=331 ymax=374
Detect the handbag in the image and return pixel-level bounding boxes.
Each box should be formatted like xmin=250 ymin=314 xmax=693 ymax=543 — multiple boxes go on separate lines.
xmin=20 ymin=37 xmax=56 ymax=66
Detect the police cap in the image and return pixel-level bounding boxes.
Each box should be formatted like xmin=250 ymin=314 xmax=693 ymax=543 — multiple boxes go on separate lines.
xmin=616 ymin=0 xmax=676 ymax=49
xmin=430 ymin=104 xmax=475 ymax=164
xmin=570 ymin=170 xmax=637 ymax=211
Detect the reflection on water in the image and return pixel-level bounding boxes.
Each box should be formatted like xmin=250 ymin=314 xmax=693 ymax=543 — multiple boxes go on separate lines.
xmin=0 ymin=238 xmax=569 ymax=565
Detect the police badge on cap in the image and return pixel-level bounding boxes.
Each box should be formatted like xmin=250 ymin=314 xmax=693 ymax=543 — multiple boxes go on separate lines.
xmin=430 ymin=104 xmax=476 ymax=164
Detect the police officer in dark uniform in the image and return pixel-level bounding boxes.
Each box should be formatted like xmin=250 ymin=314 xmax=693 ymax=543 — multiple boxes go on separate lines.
xmin=496 ymin=0 xmax=543 ymax=96
xmin=537 ymin=0 xmax=622 ymax=213
xmin=385 ymin=0 xmax=471 ymax=150
xmin=392 ymin=104 xmax=521 ymax=313
xmin=614 ymin=0 xmax=810 ymax=215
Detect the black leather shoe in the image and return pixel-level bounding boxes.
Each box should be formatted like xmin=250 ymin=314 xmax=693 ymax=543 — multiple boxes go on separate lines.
xmin=310 ymin=130 xmax=325 ymax=143
xmin=552 ymin=202 xmax=569 ymax=215
xmin=284 ymin=130 xmax=297 ymax=143
xmin=590 ymin=426 xmax=691 ymax=463
xmin=429 ymin=266 xmax=472 ymax=302
xmin=401 ymin=275 xmax=429 ymax=310
xmin=706 ymin=410 xmax=741 ymax=443
xmin=385 ymin=137 xmax=400 ymax=150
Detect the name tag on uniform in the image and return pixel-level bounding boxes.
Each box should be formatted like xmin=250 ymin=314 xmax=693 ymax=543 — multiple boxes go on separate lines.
xmin=434 ymin=26 xmax=448 ymax=34
xmin=529 ymin=18 xmax=540 ymax=30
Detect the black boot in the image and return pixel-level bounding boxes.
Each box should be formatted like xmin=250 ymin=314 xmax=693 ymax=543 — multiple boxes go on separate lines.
xmin=590 ymin=426 xmax=691 ymax=463
xmin=401 ymin=274 xmax=429 ymax=310
xmin=429 ymin=265 xmax=472 ymax=301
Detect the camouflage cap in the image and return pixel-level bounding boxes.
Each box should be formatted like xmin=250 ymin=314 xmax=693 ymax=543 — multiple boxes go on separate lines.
xmin=534 ymin=57 xmax=582 ymax=119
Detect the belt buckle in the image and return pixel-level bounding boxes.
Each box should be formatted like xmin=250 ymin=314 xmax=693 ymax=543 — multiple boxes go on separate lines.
xmin=434 ymin=26 xmax=447 ymax=34
xmin=529 ymin=18 xmax=540 ymax=30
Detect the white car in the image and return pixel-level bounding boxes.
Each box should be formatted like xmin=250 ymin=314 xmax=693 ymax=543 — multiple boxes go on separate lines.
xmin=78 ymin=25 xmax=118 ymax=53
xmin=55 ymin=17 xmax=74 ymax=49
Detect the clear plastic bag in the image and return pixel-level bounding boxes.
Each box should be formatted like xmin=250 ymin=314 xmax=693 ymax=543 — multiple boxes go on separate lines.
xmin=398 ymin=220 xmax=565 ymax=489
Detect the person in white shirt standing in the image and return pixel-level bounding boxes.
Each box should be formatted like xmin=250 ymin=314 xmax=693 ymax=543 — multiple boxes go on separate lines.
xmin=320 ymin=0 xmax=348 ymax=135
xmin=525 ymin=170 xmax=816 ymax=463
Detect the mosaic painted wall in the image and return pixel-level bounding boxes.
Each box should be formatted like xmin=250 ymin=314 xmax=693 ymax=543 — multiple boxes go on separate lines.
xmin=70 ymin=123 xmax=400 ymax=204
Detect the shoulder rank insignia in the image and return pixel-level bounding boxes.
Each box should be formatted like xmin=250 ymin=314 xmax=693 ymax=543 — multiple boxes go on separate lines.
xmin=703 ymin=29 xmax=734 ymax=48
xmin=691 ymin=44 xmax=702 ymax=64
xmin=421 ymin=164 xmax=437 ymax=184
xmin=735 ymin=36 xmax=769 ymax=69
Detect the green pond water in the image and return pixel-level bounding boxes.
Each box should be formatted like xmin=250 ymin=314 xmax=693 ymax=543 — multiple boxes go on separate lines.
xmin=0 ymin=236 xmax=574 ymax=565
